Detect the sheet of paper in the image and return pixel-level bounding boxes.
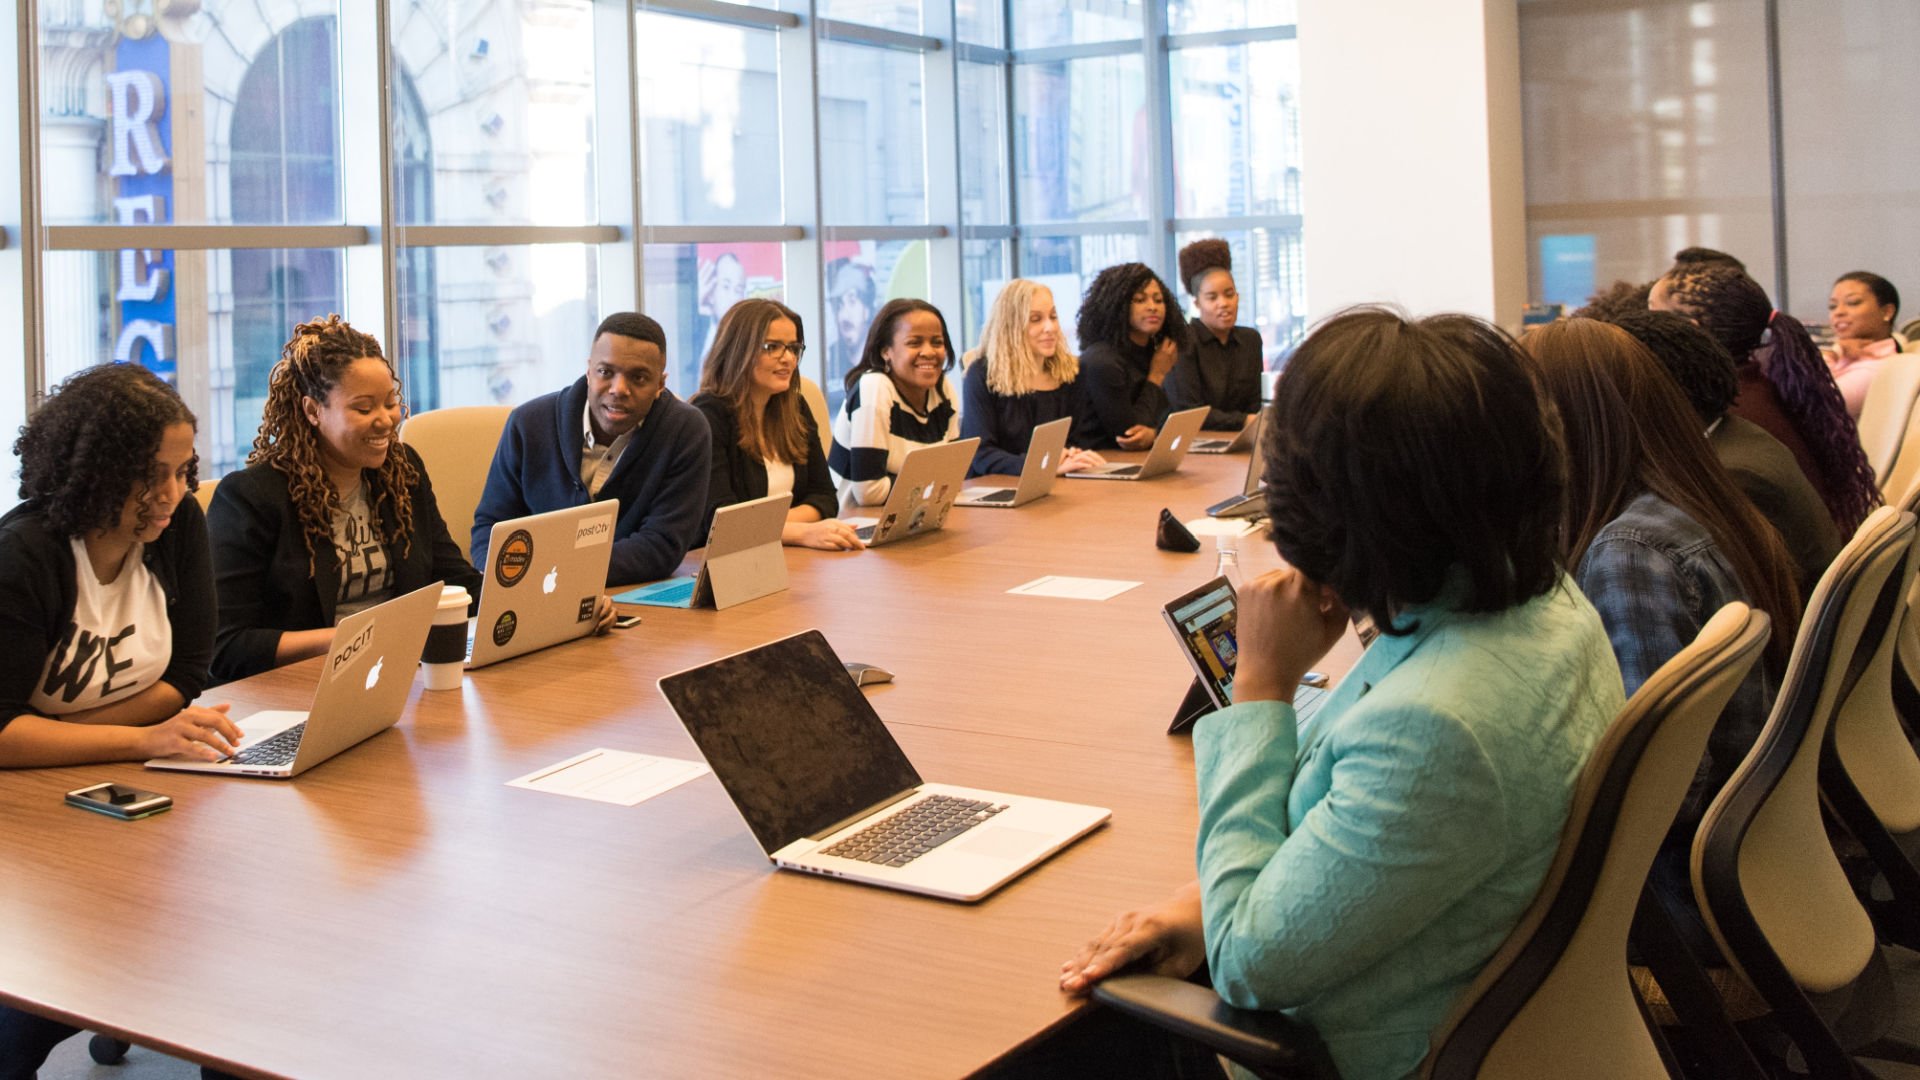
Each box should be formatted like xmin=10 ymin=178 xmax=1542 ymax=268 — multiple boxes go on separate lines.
xmin=1183 ymin=517 xmax=1261 ymax=538
xmin=1007 ymin=575 xmax=1142 ymax=601
xmin=507 ymin=749 xmax=709 ymax=806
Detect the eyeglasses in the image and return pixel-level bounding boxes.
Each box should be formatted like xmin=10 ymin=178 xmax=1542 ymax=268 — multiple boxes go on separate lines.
xmin=758 ymin=340 xmax=807 ymax=359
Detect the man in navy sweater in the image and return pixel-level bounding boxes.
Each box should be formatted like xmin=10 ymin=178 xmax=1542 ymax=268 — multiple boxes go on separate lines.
xmin=472 ymin=312 xmax=712 ymax=586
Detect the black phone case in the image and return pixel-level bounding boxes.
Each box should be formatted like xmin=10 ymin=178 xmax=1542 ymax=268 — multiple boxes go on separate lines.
xmin=1156 ymin=508 xmax=1202 ymax=553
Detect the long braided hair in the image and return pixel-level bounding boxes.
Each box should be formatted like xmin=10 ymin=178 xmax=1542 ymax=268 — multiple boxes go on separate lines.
xmin=1660 ymin=265 xmax=1880 ymax=532
xmin=248 ymin=314 xmax=417 ymax=570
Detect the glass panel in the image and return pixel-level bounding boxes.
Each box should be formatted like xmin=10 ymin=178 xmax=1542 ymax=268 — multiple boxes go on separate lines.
xmin=394 ymin=244 xmax=601 ymax=416
xmin=1168 ymin=0 xmax=1296 ymax=34
xmin=1014 ymin=55 xmax=1148 ymax=224
xmin=1170 ymin=40 xmax=1301 ymax=218
xmin=819 ymin=44 xmax=927 ymax=227
xmin=37 ymin=6 xmax=344 ymax=225
xmin=956 ymin=0 xmax=1005 ymax=47
xmin=820 ymin=239 xmax=934 ymax=412
xmin=642 ymin=242 xmax=788 ymax=396
xmin=389 ymin=0 xmax=596 ymax=225
xmin=1012 ymin=1 xmax=1143 ymax=50
xmin=960 ymin=239 xmax=1010 ymax=350
xmin=1173 ymin=227 xmax=1306 ymax=369
xmin=1518 ymin=0 xmax=1775 ymax=307
xmin=959 ymin=62 xmax=1009 ymax=226
xmin=1777 ymin=0 xmax=1920 ymax=326
xmin=1015 ymin=233 xmax=1147 ymax=341
xmin=819 ymin=0 xmax=921 ymax=34
xmin=42 ymin=248 xmax=348 ymax=479
xmin=636 ymin=14 xmax=784 ymax=226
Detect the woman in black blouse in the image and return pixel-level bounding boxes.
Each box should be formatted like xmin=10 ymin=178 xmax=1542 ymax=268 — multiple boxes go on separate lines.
xmin=693 ymin=298 xmax=860 ymax=551
xmin=1167 ymin=238 xmax=1264 ymax=431
xmin=1073 ymin=263 xmax=1185 ymax=450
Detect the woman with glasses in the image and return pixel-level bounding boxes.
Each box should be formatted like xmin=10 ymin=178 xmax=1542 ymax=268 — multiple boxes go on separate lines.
xmin=693 ymin=298 xmax=860 ymax=551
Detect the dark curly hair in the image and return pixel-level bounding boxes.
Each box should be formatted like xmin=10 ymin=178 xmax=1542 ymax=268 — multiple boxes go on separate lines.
xmin=1262 ymin=308 xmax=1566 ymax=635
xmin=14 ymin=363 xmax=199 ymax=538
xmin=1571 ymin=279 xmax=1652 ymax=322
xmin=1076 ymin=262 xmax=1186 ymax=354
xmin=842 ymin=298 xmax=955 ymax=396
xmin=1178 ymin=238 xmax=1233 ymax=298
xmin=249 ymin=314 xmax=417 ymax=571
xmin=1659 ymin=264 xmax=1879 ymax=531
xmin=1600 ymin=309 xmax=1738 ymax=423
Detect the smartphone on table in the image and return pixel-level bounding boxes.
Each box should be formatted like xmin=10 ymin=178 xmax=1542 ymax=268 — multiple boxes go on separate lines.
xmin=65 ymin=783 xmax=172 ymax=820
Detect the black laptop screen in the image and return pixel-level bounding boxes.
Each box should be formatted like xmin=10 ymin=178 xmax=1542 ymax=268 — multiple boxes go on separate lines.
xmin=659 ymin=630 xmax=923 ymax=853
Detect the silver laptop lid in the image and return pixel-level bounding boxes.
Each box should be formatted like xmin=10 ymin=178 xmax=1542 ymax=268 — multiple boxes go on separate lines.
xmin=1240 ymin=413 xmax=1268 ymax=498
xmin=865 ymin=437 xmax=980 ymax=542
xmin=470 ymin=500 xmax=618 ymax=667
xmin=288 ymin=581 xmax=441 ymax=772
xmin=658 ymin=630 xmax=922 ymax=856
xmin=1014 ymin=417 xmax=1073 ymax=500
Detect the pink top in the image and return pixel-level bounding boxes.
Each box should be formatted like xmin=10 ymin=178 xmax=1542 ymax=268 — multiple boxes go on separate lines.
xmin=1824 ymin=336 xmax=1901 ymax=418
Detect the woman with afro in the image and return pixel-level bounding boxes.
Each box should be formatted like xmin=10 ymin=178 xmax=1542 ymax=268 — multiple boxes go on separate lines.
xmin=1166 ymin=238 xmax=1264 ymax=431
xmin=207 ymin=314 xmax=483 ymax=683
xmin=1071 ymin=262 xmax=1186 ymax=450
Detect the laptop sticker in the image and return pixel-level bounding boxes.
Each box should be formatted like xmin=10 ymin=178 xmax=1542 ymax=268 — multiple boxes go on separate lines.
xmin=493 ymin=610 xmax=518 ymax=647
xmin=577 ymin=597 xmax=595 ymax=623
xmin=574 ymin=511 xmax=615 ymax=549
xmin=328 ymin=622 xmax=375 ymax=682
xmin=496 ymin=530 xmax=534 ymax=588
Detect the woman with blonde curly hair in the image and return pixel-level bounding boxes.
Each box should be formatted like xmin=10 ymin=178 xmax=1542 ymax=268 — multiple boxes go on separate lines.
xmin=958 ymin=280 xmax=1106 ymax=478
xmin=207 ymin=314 xmax=483 ymax=683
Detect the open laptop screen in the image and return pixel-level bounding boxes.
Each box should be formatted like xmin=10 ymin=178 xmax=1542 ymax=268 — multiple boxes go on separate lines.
xmin=660 ymin=630 xmax=922 ymax=853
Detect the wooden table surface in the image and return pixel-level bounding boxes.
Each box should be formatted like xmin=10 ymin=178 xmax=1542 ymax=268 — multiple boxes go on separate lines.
xmin=0 ymin=450 xmax=1356 ymax=1079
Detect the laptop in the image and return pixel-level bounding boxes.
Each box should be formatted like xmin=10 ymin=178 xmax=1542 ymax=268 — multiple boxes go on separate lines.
xmin=1065 ymin=407 xmax=1207 ymax=481
xmin=613 ymin=493 xmax=789 ymax=611
xmin=658 ymin=629 xmax=1111 ymax=902
xmin=954 ymin=417 xmax=1072 ymax=509
xmin=1161 ymin=575 xmax=1328 ymax=734
xmin=468 ymin=501 xmax=618 ymax=669
xmin=847 ymin=437 xmax=981 ymax=546
xmin=1190 ymin=414 xmax=1259 ymax=455
xmin=1206 ymin=414 xmax=1269 ymax=519
xmin=146 ymin=582 xmax=441 ymax=778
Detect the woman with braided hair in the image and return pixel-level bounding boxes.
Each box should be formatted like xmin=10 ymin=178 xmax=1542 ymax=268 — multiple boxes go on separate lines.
xmin=1072 ymin=262 xmax=1185 ymax=450
xmin=207 ymin=314 xmax=483 ymax=683
xmin=1166 ymin=238 xmax=1264 ymax=431
xmin=1651 ymin=263 xmax=1879 ymax=533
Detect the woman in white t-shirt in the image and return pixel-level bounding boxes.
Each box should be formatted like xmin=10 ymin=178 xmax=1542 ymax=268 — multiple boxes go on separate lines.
xmin=828 ymin=298 xmax=962 ymax=506
xmin=0 ymin=363 xmax=239 ymax=769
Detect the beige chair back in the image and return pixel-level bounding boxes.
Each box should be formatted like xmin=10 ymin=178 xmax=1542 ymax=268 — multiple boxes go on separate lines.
xmin=1832 ymin=501 xmax=1920 ymax=835
xmin=399 ymin=405 xmax=511 ymax=561
xmin=798 ymin=375 xmax=832 ymax=445
xmin=1425 ymin=604 xmax=1770 ymax=1080
xmin=1856 ymin=353 xmax=1920 ymax=487
xmin=1693 ymin=508 xmax=1912 ymax=999
xmin=1880 ymin=398 xmax=1920 ymax=502
xmin=192 ymin=477 xmax=219 ymax=514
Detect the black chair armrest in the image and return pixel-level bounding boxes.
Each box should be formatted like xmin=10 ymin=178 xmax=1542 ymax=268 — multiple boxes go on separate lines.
xmin=1091 ymin=974 xmax=1340 ymax=1079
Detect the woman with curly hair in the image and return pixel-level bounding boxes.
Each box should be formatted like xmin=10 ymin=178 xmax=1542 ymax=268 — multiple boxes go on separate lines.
xmin=0 ymin=362 xmax=240 ymax=770
xmin=1651 ymin=263 xmax=1879 ymax=532
xmin=693 ymin=298 xmax=859 ymax=550
xmin=1072 ymin=262 xmax=1186 ymax=450
xmin=958 ymin=280 xmax=1107 ymax=478
xmin=207 ymin=314 xmax=483 ymax=683
xmin=1166 ymin=238 xmax=1263 ymax=431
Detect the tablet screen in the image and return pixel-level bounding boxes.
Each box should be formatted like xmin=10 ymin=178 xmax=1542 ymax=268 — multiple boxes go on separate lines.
xmin=1164 ymin=577 xmax=1240 ymax=710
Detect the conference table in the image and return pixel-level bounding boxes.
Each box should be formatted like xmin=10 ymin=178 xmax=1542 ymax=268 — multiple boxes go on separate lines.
xmin=0 ymin=449 xmax=1360 ymax=1078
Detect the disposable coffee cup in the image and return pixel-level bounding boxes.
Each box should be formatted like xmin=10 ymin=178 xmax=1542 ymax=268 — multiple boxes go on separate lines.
xmin=422 ymin=585 xmax=470 ymax=690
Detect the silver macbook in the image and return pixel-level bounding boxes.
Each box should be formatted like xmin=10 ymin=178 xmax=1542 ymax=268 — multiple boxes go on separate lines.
xmin=658 ymin=629 xmax=1110 ymax=902
xmin=1190 ymin=414 xmax=1259 ymax=455
xmin=1207 ymin=413 xmax=1269 ymax=519
xmin=847 ymin=437 xmax=981 ymax=546
xmin=146 ymin=582 xmax=440 ymax=779
xmin=955 ymin=417 xmax=1072 ymax=509
xmin=612 ymin=493 xmax=789 ymax=611
xmin=468 ymin=501 xmax=618 ymax=669
xmin=1066 ymin=407 xmax=1207 ymax=481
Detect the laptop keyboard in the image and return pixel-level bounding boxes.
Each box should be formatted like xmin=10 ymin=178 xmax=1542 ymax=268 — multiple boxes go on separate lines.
xmin=821 ymin=794 xmax=1007 ymax=867
xmin=232 ymin=722 xmax=307 ymax=767
xmin=1295 ymin=684 xmax=1329 ymax=720
xmin=973 ymin=489 xmax=1016 ymax=504
xmin=855 ymin=525 xmax=877 ymax=542
xmin=648 ymin=579 xmax=698 ymax=605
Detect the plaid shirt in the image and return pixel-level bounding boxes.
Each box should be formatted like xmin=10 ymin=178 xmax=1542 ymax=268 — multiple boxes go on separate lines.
xmin=1575 ymin=490 xmax=1777 ymax=828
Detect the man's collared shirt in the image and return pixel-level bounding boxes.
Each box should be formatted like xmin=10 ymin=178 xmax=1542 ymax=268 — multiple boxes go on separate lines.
xmin=581 ymin=402 xmax=641 ymax=498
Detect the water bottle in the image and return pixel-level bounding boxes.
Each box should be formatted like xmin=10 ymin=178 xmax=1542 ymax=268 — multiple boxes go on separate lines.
xmin=1214 ymin=535 xmax=1243 ymax=589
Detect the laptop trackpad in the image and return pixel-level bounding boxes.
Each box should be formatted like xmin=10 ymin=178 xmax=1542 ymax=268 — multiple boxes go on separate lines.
xmin=953 ymin=826 xmax=1053 ymax=860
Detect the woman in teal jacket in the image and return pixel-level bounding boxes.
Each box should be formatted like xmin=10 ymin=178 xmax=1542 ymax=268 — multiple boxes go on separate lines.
xmin=1055 ymin=310 xmax=1622 ymax=1080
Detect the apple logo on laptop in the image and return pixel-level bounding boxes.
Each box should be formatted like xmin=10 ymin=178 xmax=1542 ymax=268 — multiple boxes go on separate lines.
xmin=543 ymin=567 xmax=558 ymax=594
xmin=364 ymin=656 xmax=384 ymax=690
xmin=1040 ymin=453 xmax=1051 ymax=470
xmin=1171 ymin=436 xmax=1182 ymax=451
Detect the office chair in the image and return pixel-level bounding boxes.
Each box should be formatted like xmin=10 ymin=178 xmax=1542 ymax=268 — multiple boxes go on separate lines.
xmin=1691 ymin=508 xmax=1920 ymax=1077
xmin=1857 ymin=354 xmax=1920 ymax=488
xmin=1096 ymin=604 xmax=1774 ymax=1080
xmin=398 ymin=404 xmax=511 ymax=561
xmin=798 ymin=375 xmax=832 ymax=449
